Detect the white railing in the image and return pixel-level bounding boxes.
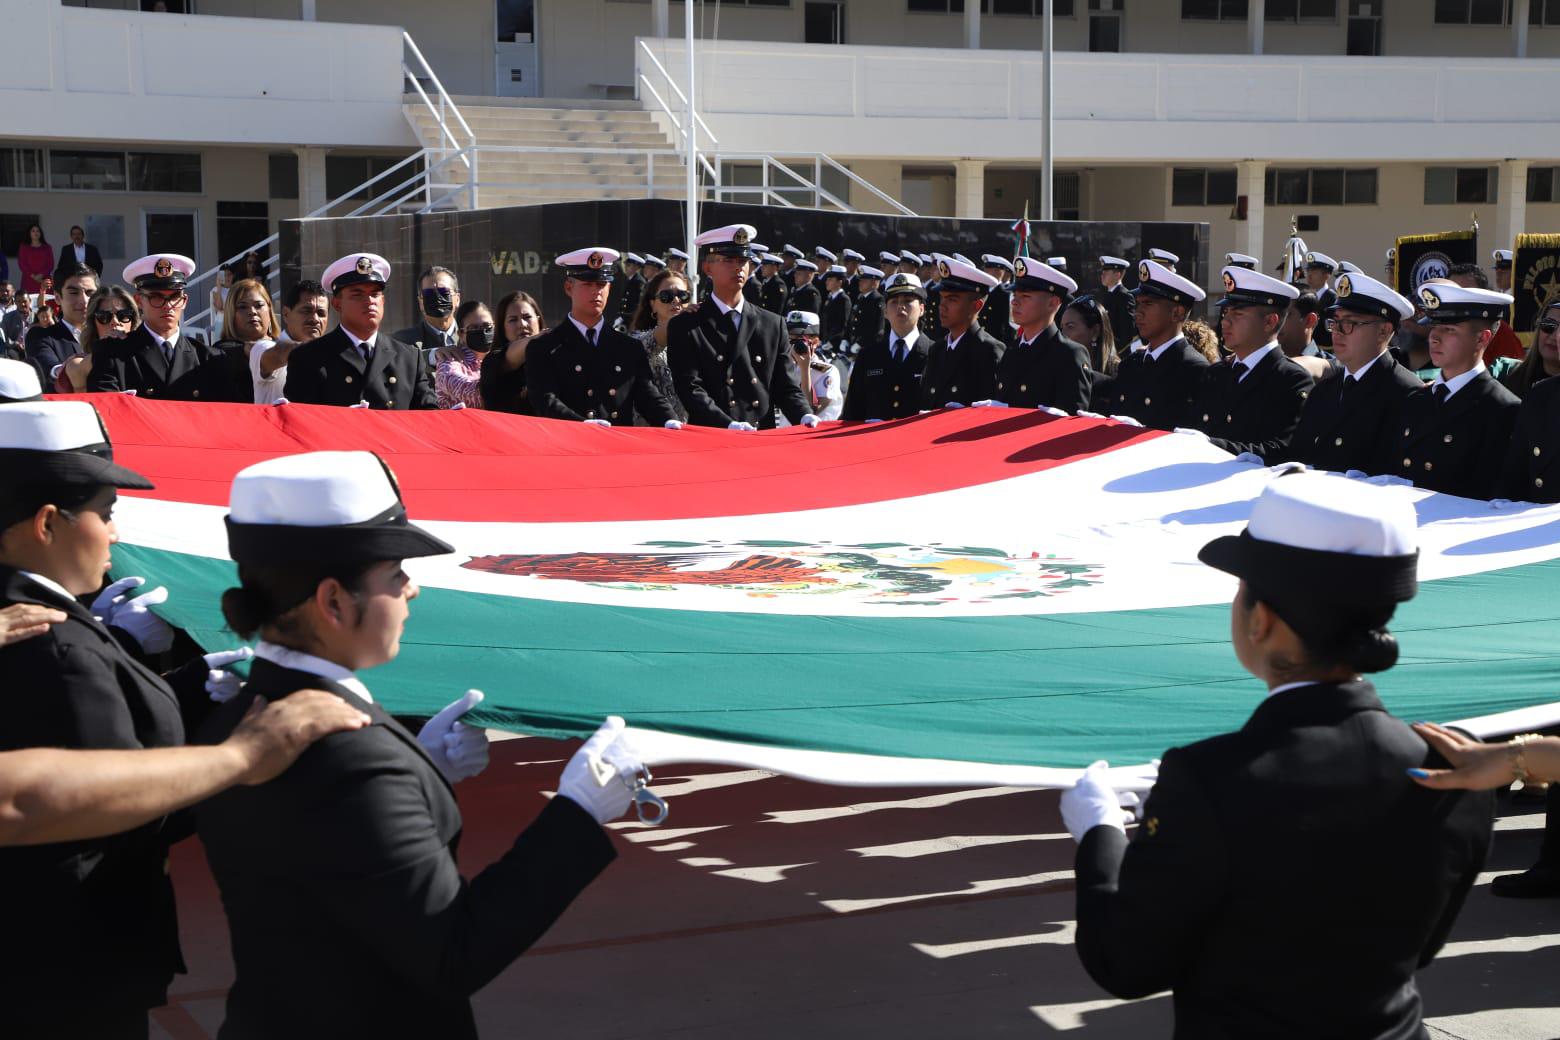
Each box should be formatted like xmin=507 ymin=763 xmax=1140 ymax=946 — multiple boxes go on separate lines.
xmin=635 ymin=39 xmax=720 ymax=156
xmin=401 ymin=30 xmax=477 ymax=201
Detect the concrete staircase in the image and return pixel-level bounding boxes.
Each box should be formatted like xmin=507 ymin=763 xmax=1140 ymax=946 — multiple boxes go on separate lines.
xmin=404 ymin=97 xmax=688 ymax=209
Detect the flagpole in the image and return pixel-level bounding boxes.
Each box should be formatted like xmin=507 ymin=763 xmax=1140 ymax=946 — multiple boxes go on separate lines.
xmin=1040 ymin=0 xmax=1053 ymax=221
xmin=684 ymin=0 xmax=698 ymax=270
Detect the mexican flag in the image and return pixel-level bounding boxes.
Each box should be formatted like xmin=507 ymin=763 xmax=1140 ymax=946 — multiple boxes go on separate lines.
xmin=94 ymin=397 xmax=1560 ymax=788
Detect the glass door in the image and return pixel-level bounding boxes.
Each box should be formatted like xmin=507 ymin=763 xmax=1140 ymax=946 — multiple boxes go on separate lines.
xmin=805 ymin=1 xmax=845 ymax=44
xmin=143 ymin=208 xmax=198 ymax=265
xmin=495 ymin=0 xmax=539 ymax=97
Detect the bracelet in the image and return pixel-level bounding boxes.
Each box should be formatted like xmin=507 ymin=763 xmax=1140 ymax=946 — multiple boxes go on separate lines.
xmin=1510 ymin=733 xmax=1544 ymax=784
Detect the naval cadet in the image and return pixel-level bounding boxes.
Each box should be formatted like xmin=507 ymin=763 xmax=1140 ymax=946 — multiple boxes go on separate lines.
xmin=525 ymin=248 xmax=681 ymax=428
xmin=897 ymin=249 xmax=920 ymax=276
xmin=1305 ymin=251 xmax=1340 ymax=348
xmin=841 ymin=248 xmax=865 ymax=299
xmin=1097 ymin=260 xmax=1209 ymax=428
xmin=759 ymin=253 xmax=789 ymax=315
xmin=821 ymin=266 xmax=853 ymax=352
xmin=841 ymin=272 xmax=929 ymax=422
xmin=848 ymin=265 xmax=886 ymax=351
xmin=282 ymin=253 xmax=436 ymax=410
xmin=1095 ymin=255 xmax=1137 ymax=350
xmin=1146 ymin=247 xmax=1180 ymax=273
xmin=981 ymin=257 xmax=1090 ymax=414
xmin=1278 ymin=270 xmax=1422 ymax=473
xmin=920 ymin=254 xmax=943 ymax=339
xmin=980 ymin=255 xmax=1016 ymax=346
xmin=920 ymin=254 xmax=1003 ymax=410
xmin=1225 ymin=252 xmax=1259 ymax=271
xmin=788 ymin=259 xmax=822 ymax=316
xmin=665 ymin=247 xmax=689 ymax=277
xmin=742 ymin=253 xmax=768 ymax=308
xmin=667 ymin=224 xmax=818 ymax=430
xmin=1386 ymin=282 xmax=1520 ymax=499
xmin=1063 ymin=473 xmax=1493 ymax=1038
xmin=1493 ymin=248 xmax=1514 ymax=293
xmin=1502 ymin=314 xmax=1560 ymax=502
xmin=786 ymin=310 xmax=842 ymax=421
xmin=615 ymin=252 xmax=646 ymax=326
xmin=1180 ymin=266 xmax=1313 ymax=460
xmin=87 ymin=253 xmax=238 ymax=401
xmin=0 ymin=357 xmax=42 ymax=403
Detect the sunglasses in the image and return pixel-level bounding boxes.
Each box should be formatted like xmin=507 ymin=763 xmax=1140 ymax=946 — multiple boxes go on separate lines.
xmin=462 ymin=322 xmax=495 ymax=336
xmin=1539 ymin=319 xmax=1560 ymax=334
xmin=656 ymin=289 xmax=692 ymax=304
xmin=94 ymin=308 xmax=135 ymax=323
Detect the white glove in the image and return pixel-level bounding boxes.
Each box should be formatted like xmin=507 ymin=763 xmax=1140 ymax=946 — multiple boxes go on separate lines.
xmin=1267 ymin=461 xmax=1309 ymax=476
xmin=1344 ymin=469 xmax=1369 ymax=480
xmin=1037 ymin=405 xmax=1069 ymax=417
xmin=271 ymin=397 xmax=290 ymax=407
xmin=1490 ymin=498 xmax=1515 ymax=510
xmin=1172 ymin=427 xmax=1211 ymax=442
xmin=1233 ymin=452 xmax=1265 ymax=465
xmin=727 ymin=421 xmax=756 ymax=431
xmin=1075 ymin=410 xmax=1107 ymax=420
xmin=92 ymin=575 xmax=146 ymax=622
xmin=864 ymin=418 xmax=885 ymax=424
xmin=349 ymin=401 xmax=370 ymax=409
xmin=416 ymin=689 xmax=491 ymax=784
xmin=120 ymin=389 xmax=138 ymax=397
xmin=584 ymin=418 xmax=612 ymax=428
xmin=799 ymin=413 xmax=821 ymax=428
xmin=664 ymin=419 xmax=684 ymax=430
xmin=97 ymin=579 xmax=175 ymax=654
xmin=971 ymin=400 xmax=1008 ymax=408
xmin=943 ymin=401 xmax=965 ymax=409
xmin=449 ymin=402 xmax=466 ymax=411
xmin=204 ymin=646 xmax=253 ymax=703
xmin=1364 ymin=474 xmax=1413 ymax=487
xmin=1108 ymin=414 xmax=1145 ymax=428
xmin=1060 ymin=760 xmax=1133 ymax=843
xmin=556 ymin=716 xmax=639 ymax=825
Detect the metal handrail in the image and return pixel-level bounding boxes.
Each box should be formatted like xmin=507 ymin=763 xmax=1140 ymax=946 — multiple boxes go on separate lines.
xmin=402 ymin=32 xmax=476 ymax=150
xmin=635 ymin=39 xmax=719 ymax=149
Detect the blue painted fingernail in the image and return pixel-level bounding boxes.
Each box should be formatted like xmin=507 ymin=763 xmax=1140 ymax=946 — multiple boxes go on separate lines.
xmin=1406 ymin=768 xmax=1430 ymax=779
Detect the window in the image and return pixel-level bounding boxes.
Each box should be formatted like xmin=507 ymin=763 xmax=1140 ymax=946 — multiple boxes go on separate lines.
xmin=85 ymin=215 xmax=125 ymax=260
xmin=1 ymin=214 xmax=41 ymax=257
xmin=1053 ymin=170 xmax=1081 ymax=220
xmin=1171 ymin=167 xmax=1237 ymax=207
xmin=217 ymin=201 xmax=269 ymax=267
xmin=1346 ymin=0 xmax=1382 ymax=54
xmin=1089 ymin=0 xmax=1124 ymax=51
xmin=268 ymin=154 xmax=299 ymax=200
xmin=1532 ymin=0 xmax=1560 ymax=23
xmin=0 ymin=147 xmax=44 ymax=190
xmin=1528 ymin=166 xmax=1559 ymax=203
xmin=1424 ymin=166 xmax=1497 ymax=204
xmin=1182 ymin=0 xmax=1248 ymax=19
xmin=325 ymin=154 xmax=422 ymax=202
xmin=1264 ymin=167 xmax=1377 ymax=205
xmin=1264 ymin=0 xmax=1335 ymax=19
xmin=129 ymin=152 xmax=201 ymax=194
xmin=49 ymin=150 xmax=126 ymax=192
xmin=910 ymin=0 xmax=1074 ymax=11
xmin=1434 ymin=0 xmax=1509 ymax=24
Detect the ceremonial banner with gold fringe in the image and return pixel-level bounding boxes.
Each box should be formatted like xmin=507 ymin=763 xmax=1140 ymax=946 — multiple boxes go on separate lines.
xmin=1511 ymin=233 xmax=1560 ymax=343
xmin=1394 ymin=230 xmax=1478 ymax=297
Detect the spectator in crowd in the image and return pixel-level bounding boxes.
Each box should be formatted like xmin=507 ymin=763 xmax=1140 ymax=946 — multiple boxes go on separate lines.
xmin=219 ymin=278 xmax=282 ymax=405
xmin=479 ymin=290 xmax=543 ymax=414
xmin=783 ymin=310 xmax=843 ymax=422
xmin=52 ymin=224 xmax=103 ymax=282
xmin=1180 ymin=319 xmax=1222 ymax=364
xmin=1060 ymin=294 xmax=1119 ymax=380
xmin=1277 ymin=290 xmax=1323 ymax=358
xmin=394 ymin=266 xmax=462 ymax=355
xmin=209 ymin=264 xmax=234 ymax=342
xmin=0 ymin=281 xmax=21 ymax=349
xmin=5 ymin=290 xmax=31 ymax=348
xmin=1500 ymin=298 xmax=1560 ymax=399
xmin=25 ymin=263 xmax=95 ymax=388
xmin=252 ymin=279 xmax=329 ymax=405
xmin=434 ymin=299 xmax=492 ymax=409
xmin=16 ymin=224 xmax=53 ymax=295
xmin=239 ymin=251 xmax=265 ymax=282
xmin=1501 ymin=308 xmax=1560 ymax=506
xmin=89 ymin=254 xmax=238 ymax=401
xmin=628 ymin=268 xmax=692 ymax=424
xmin=70 ymin=285 xmax=138 ymax=393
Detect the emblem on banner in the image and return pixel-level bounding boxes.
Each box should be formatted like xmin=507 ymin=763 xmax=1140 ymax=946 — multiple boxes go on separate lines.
xmin=1411 ymin=251 xmax=1452 ymax=288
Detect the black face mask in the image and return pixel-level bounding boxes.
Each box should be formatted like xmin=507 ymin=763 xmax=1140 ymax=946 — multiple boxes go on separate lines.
xmin=466 ymin=326 xmax=495 ymax=350
xmin=421 ymin=287 xmax=454 ymax=318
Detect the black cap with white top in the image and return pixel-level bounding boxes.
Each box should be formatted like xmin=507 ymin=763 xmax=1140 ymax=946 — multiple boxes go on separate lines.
xmin=0 ymin=400 xmax=153 ymax=491
xmin=321 ymin=253 xmax=390 ymax=295
xmin=1133 ymin=259 xmax=1206 ymax=308
xmin=0 ymin=359 xmax=43 ymax=404
xmin=1011 ymin=257 xmax=1078 ymax=297
xmin=1416 ymin=283 xmax=1513 ymax=324
xmin=932 ymin=254 xmax=998 ymax=295
xmin=1219 ymin=265 xmax=1302 ymax=309
xmin=695 ymin=224 xmax=759 ymax=260
xmin=556 ymin=247 xmax=620 ymax=283
xmin=1330 ymin=271 xmax=1414 ymax=322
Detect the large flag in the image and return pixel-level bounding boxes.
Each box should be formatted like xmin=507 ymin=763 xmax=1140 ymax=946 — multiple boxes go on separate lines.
xmin=1393 ymin=229 xmax=1478 ymax=296
xmin=95 ymin=398 xmax=1560 ymax=786
xmin=1510 ymin=232 xmax=1560 ymax=340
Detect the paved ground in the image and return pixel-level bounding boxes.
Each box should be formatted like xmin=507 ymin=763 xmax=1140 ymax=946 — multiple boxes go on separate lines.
xmin=153 ymin=735 xmax=1560 ymax=1039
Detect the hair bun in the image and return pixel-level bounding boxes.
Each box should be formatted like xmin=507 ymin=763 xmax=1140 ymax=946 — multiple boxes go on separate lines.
xmin=220 ymin=584 xmax=271 ymax=640
xmin=1345 ymin=627 xmax=1399 ymax=674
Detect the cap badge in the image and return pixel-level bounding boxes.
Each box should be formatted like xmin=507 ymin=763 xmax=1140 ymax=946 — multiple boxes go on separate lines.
xmin=1222 ymin=272 xmax=1237 ymax=293
xmin=1305 ymin=251 xmax=1316 ymax=263
xmin=587 ymin=252 xmax=604 ymax=270
xmin=1337 ymin=274 xmax=1353 ymax=297
xmin=1419 ymin=286 xmax=1442 ymax=310
xmin=1014 ymin=258 xmax=1028 ymax=277
xmin=1138 ymin=261 xmax=1151 ymax=281
xmin=355 ymin=256 xmax=374 ymax=275
xmin=733 ymin=228 xmax=751 ymax=246
xmin=937 ymin=261 xmax=952 ymax=280
xmin=153 ymin=258 xmax=173 ymax=278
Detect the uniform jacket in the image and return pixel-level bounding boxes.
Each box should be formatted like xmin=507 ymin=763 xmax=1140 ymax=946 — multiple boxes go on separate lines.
xmin=616 ymin=273 xmax=645 ymax=325
xmin=1500 ymin=372 xmax=1560 ymax=502
xmin=526 ymin=318 xmax=678 ymax=426
xmin=848 ymin=290 xmax=885 ymax=348
xmin=1386 ymin=370 xmax=1520 ymax=499
xmin=0 ymin=567 xmax=202 ymax=1027
xmin=1098 ymin=283 xmax=1137 ymax=351
xmin=841 ymin=331 xmax=930 ymax=421
xmin=1278 ymin=351 xmax=1423 ymax=472
xmin=1312 ymin=286 xmax=1338 ymax=347
xmin=979 ymin=286 xmax=1015 ymax=346
xmin=822 ymin=290 xmax=853 ymax=348
xmin=282 ymin=327 xmax=437 ymax=410
xmin=668 ymin=298 xmax=811 ymax=427
xmin=478 ymin=347 xmax=528 ymax=415
xmin=760 ymin=275 xmax=788 ymax=315
xmin=919 ymin=325 xmax=1004 ymax=409
xmin=920 ymin=281 xmax=942 ymax=338
xmin=194 ymin=658 xmax=615 ymax=1040
xmin=1074 ymin=680 xmax=1492 ymax=1040
xmin=788 ymin=281 xmax=821 ymax=317
xmin=993 ymin=324 xmax=1091 ymax=413
xmin=1184 ymin=346 xmax=1315 ymax=458
xmin=742 ymin=274 xmax=764 ymax=307
xmin=86 ymin=324 xmax=238 ymax=402
xmin=1101 ymin=336 xmax=1210 ymax=430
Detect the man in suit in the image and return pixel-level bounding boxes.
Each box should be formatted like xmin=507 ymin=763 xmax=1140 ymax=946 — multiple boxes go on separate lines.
xmin=919 ymin=254 xmax=1003 ymax=410
xmin=668 ymin=223 xmax=817 ymax=431
xmin=841 ymin=272 xmax=928 ymax=422
xmin=1278 ymin=271 xmax=1422 ymax=472
xmin=787 ymin=259 xmax=821 ymax=317
xmin=283 ymin=253 xmax=437 ymax=410
xmin=848 ymin=265 xmax=886 ymax=351
xmin=980 ymin=255 xmax=1016 ymax=346
xmin=391 ymin=266 xmax=461 ymax=358
xmin=87 ymin=254 xmax=239 ymax=401
xmin=22 ymin=263 xmax=94 ymax=385
xmin=526 ymin=247 xmax=680 ymax=427
xmin=820 ymin=266 xmax=852 ymax=352
xmin=1095 ymin=255 xmax=1137 ymax=353
xmin=195 ymin=450 xmax=644 ymax=1039
xmin=0 ymin=281 xmax=19 ymax=357
xmin=52 ymin=224 xmax=104 ymax=283
xmin=1096 ymin=260 xmax=1209 ymax=428
xmin=981 ymin=257 xmax=1090 ymax=414
xmin=1180 ymin=265 xmax=1314 ymax=460
xmin=1062 ymin=474 xmax=1493 ymax=1038
xmin=1304 ymin=250 xmax=1339 ymax=349
xmin=1386 ymin=282 xmax=1521 ymax=499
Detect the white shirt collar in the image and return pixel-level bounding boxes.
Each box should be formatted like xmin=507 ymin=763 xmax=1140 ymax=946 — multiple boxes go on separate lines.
xmin=73 ymin=243 xmax=86 ymax=260
xmin=254 ymin=640 xmax=374 ymax=703
xmin=19 ymin=570 xmax=76 ymax=607
xmin=1432 ymin=363 xmax=1485 ymax=400
xmin=342 ymin=326 xmax=376 ymax=353
xmin=146 ymin=325 xmax=178 ymax=350
xmin=946 ymin=329 xmax=967 ymax=352
xmin=1233 ymin=341 xmax=1278 ymax=378
xmin=1146 ymin=334 xmax=1184 ymax=361
xmin=890 ymin=328 xmax=920 ymax=351
xmin=1266 ymin=680 xmax=1328 ymax=701
xmin=711 ymin=294 xmax=745 ymax=318
xmin=567 ymin=314 xmax=606 ymax=340
xmin=829 ymin=288 xmax=845 ymax=299
xmin=61 ymin=318 xmax=82 ymax=342
xmin=1347 ymin=350 xmax=1385 ymax=381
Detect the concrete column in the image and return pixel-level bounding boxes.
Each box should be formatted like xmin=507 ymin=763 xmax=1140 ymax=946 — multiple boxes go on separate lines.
xmin=954 ymin=160 xmax=987 ymax=219
xmin=1495 ymin=159 xmax=1530 ymax=256
xmin=1234 ymin=159 xmax=1268 ymax=268
xmin=653 ymin=0 xmax=669 ymax=39
xmin=300 ymin=0 xmax=316 ymax=20
xmin=965 ymin=0 xmax=980 ymax=48
xmin=1514 ymin=0 xmax=1531 ymax=56
xmin=1248 ymin=2 xmax=1264 ymax=54
xmin=295 ymin=146 xmax=330 ymax=215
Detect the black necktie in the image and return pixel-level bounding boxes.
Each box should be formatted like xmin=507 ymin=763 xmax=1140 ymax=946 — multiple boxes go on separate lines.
xmin=893 ymin=339 xmax=907 ymax=363
xmin=730 ymin=310 xmax=741 ymax=335
xmin=1433 ymin=383 xmax=1449 ymax=405
xmin=1231 ymin=361 xmax=1248 ymax=381
xmin=1338 ymin=377 xmax=1354 ymax=405
xmin=587 ymin=326 xmax=597 ymax=347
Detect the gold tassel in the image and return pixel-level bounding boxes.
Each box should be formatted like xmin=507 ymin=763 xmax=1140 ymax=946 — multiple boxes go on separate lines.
xmin=1394 ymin=230 xmax=1476 ymax=246
xmin=1516 ymin=233 xmax=1560 ymax=249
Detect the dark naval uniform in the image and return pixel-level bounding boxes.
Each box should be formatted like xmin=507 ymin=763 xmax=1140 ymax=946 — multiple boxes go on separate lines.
xmin=1279 ymin=352 xmax=1422 ymax=471
xmin=741 ymin=273 xmax=764 ymax=307
xmin=86 ymin=324 xmax=237 ymax=401
xmin=1185 ymin=345 xmax=1314 ymax=458
xmin=283 ymin=328 xmax=437 ymax=410
xmin=993 ymin=324 xmax=1091 ymax=413
xmin=616 ymin=272 xmax=646 ymax=325
xmin=849 ymin=288 xmax=885 ymax=349
xmin=821 ymin=289 xmax=853 ymax=351
xmin=1107 ymin=337 xmax=1209 ymax=430
xmin=1501 ymin=373 xmax=1560 ymax=502
xmin=979 ymin=285 xmax=1014 ymax=345
xmin=668 ymin=299 xmax=811 ymax=428
xmin=760 ymin=274 xmax=788 ymax=315
xmin=1312 ymin=285 xmax=1338 ymax=348
xmin=526 ymin=318 xmax=678 ymax=426
xmin=1385 ymin=372 xmax=1518 ymax=499
xmin=788 ymin=280 xmax=821 ymax=318
xmin=1099 ymin=282 xmax=1137 ymax=352
xmin=841 ymin=329 xmax=929 ymax=421
xmin=919 ymin=325 xmax=1003 ymax=409
xmin=920 ymin=280 xmax=942 ymax=338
